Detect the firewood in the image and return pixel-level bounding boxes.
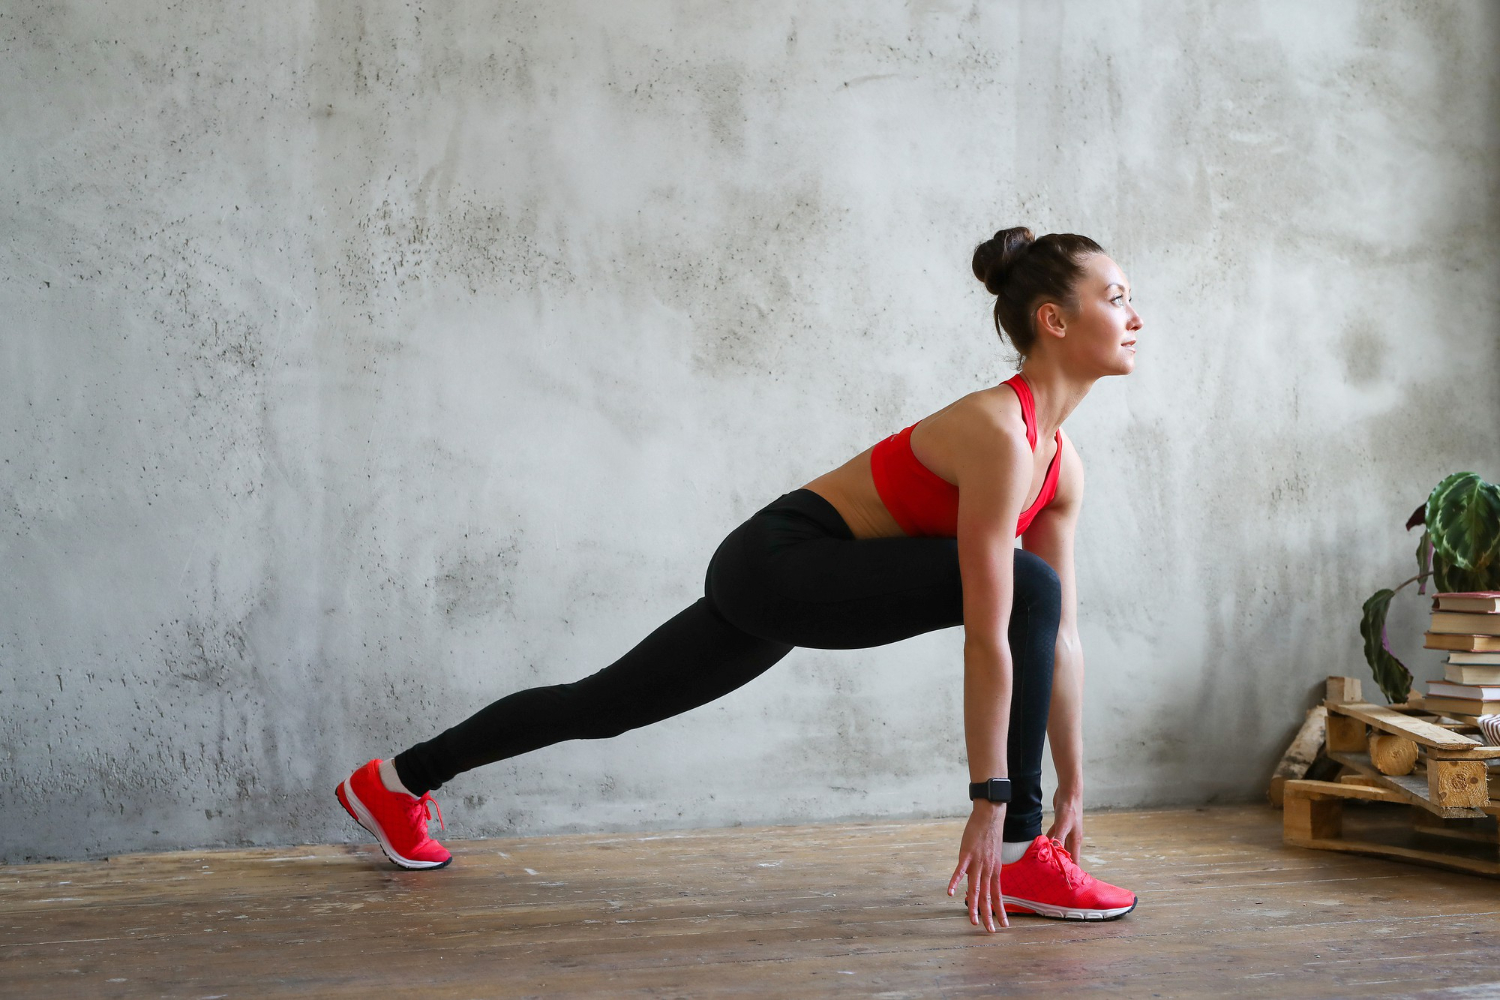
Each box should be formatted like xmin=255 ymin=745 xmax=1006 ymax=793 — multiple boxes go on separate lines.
xmin=1367 ymin=733 xmax=1417 ymax=776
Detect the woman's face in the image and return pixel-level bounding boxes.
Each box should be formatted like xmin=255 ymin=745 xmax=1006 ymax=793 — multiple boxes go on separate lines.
xmin=1043 ymin=254 xmax=1141 ymax=376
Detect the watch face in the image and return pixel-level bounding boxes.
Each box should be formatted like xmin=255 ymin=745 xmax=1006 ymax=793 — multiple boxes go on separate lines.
xmin=970 ymin=779 xmax=1011 ymax=802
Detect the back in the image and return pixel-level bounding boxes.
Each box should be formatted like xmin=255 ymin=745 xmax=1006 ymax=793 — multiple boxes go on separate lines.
xmin=871 ymin=373 xmax=1061 ymax=538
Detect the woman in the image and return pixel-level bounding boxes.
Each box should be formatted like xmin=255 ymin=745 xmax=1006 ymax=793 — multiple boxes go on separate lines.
xmin=336 ymin=226 xmax=1142 ymax=933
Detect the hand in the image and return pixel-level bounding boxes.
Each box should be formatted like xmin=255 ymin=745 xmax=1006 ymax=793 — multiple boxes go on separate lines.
xmin=1046 ymin=788 xmax=1084 ymax=861
xmin=946 ymin=802 xmax=1010 ymax=932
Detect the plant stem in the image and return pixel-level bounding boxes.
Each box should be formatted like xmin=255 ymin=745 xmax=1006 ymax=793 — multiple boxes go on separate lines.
xmin=1392 ymin=572 xmax=1433 ymax=593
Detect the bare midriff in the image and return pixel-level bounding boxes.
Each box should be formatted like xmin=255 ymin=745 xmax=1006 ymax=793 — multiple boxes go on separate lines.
xmin=798 ymin=445 xmax=907 ymax=541
xmin=798 ymin=386 xmax=1056 ymax=541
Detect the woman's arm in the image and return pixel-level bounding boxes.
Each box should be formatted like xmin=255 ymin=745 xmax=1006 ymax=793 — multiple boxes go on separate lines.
xmin=943 ymin=403 xmax=1034 ymax=933
xmin=1020 ymin=430 xmax=1086 ymax=858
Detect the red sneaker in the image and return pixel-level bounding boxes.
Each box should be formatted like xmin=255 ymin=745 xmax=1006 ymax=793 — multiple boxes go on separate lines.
xmin=336 ymin=759 xmax=452 ymax=869
xmin=999 ymin=836 xmax=1136 ymax=920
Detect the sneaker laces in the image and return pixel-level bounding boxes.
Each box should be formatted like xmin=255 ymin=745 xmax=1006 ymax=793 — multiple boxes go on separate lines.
xmin=1037 ymin=837 xmax=1092 ymax=889
xmin=407 ymin=791 xmax=445 ymax=833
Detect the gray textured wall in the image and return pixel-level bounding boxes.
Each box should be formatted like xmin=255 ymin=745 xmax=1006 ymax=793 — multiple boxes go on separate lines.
xmin=3 ymin=0 xmax=1498 ymax=863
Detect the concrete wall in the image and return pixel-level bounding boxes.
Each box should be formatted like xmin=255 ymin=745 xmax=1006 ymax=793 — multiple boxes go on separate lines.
xmin=3 ymin=0 xmax=1497 ymax=862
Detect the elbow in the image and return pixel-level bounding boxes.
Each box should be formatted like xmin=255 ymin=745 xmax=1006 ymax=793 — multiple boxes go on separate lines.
xmin=964 ymin=632 xmax=1008 ymax=658
xmin=963 ymin=634 xmax=1012 ymax=673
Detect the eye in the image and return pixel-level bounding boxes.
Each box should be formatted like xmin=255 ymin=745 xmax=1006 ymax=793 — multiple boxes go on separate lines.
xmin=1110 ymin=294 xmax=1125 ymax=305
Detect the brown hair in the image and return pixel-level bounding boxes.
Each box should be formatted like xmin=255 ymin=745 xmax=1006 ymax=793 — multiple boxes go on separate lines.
xmin=971 ymin=227 xmax=1105 ymax=359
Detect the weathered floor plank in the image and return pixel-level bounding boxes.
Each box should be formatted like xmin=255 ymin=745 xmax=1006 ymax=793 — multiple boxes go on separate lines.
xmin=3 ymin=804 xmax=1500 ymax=998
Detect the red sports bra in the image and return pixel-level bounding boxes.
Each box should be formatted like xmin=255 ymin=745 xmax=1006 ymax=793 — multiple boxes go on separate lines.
xmin=869 ymin=372 xmax=1062 ymax=538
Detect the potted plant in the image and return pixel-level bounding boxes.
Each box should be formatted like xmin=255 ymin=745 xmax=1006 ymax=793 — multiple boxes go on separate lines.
xmin=1360 ymin=471 xmax=1500 ymax=705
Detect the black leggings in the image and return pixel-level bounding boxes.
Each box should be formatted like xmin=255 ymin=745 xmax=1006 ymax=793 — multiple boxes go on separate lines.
xmin=393 ymin=489 xmax=1062 ymax=841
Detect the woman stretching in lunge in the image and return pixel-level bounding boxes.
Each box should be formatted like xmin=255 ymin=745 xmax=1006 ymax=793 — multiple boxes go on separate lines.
xmin=337 ymin=226 xmax=1143 ymax=932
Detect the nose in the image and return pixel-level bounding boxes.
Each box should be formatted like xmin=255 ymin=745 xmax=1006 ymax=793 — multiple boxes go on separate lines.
xmin=1127 ymin=306 xmax=1143 ymax=331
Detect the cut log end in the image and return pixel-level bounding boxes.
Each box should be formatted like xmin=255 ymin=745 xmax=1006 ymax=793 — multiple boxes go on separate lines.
xmin=1367 ymin=734 xmax=1418 ymax=776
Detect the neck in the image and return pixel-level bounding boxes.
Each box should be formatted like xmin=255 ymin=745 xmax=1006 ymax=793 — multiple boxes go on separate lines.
xmin=1014 ymin=362 xmax=1098 ymax=441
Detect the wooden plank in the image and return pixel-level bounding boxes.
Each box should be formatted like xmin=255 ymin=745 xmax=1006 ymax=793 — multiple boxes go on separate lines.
xmin=1411 ymin=819 xmax=1500 ymax=846
xmin=1285 ymin=834 xmax=1500 ymax=877
xmin=1339 ymin=774 xmax=1386 ymax=788
xmin=1427 ymin=745 xmax=1500 ymax=760
xmin=1327 ymin=751 xmax=1487 ymax=818
xmin=1327 ymin=701 xmax=1485 ymax=751
xmin=1409 ymin=697 xmax=1488 ymax=728
xmin=1283 ymin=778 xmax=1405 ymax=804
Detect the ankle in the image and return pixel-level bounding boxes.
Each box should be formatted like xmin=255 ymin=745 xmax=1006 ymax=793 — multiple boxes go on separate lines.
xmin=378 ymin=758 xmax=416 ymax=797
xmin=1001 ymin=839 xmax=1033 ymax=865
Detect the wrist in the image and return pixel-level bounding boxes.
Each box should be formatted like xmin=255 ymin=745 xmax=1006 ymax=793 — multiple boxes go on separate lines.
xmin=1053 ymin=785 xmax=1083 ymax=808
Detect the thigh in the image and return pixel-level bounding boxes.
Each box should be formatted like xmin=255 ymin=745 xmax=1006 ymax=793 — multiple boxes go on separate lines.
xmin=764 ymin=531 xmax=964 ymax=648
xmin=707 ymin=491 xmax=1065 ymax=651
xmin=709 ymin=506 xmax=1023 ymax=651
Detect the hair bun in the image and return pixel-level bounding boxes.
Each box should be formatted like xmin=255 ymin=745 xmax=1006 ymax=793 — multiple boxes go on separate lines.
xmin=972 ymin=227 xmax=1035 ymax=296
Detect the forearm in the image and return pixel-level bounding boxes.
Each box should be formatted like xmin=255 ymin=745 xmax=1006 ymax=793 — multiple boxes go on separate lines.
xmin=963 ymin=638 xmax=1013 ymax=783
xmin=1047 ymin=630 xmax=1085 ymax=795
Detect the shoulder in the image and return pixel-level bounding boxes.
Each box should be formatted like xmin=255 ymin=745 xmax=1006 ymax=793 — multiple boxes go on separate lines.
xmin=951 ymin=382 xmax=1031 ymax=443
xmin=936 ymin=389 xmax=1032 ymax=513
xmin=947 ymin=387 xmax=1031 ymax=470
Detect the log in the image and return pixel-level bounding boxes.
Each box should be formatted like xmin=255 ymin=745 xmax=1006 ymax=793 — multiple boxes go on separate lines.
xmin=1367 ymin=733 xmax=1418 ymax=776
xmin=1268 ymin=705 xmax=1328 ymax=807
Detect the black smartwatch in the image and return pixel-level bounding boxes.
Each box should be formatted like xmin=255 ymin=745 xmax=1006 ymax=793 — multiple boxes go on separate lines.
xmin=968 ymin=778 xmax=1012 ymax=803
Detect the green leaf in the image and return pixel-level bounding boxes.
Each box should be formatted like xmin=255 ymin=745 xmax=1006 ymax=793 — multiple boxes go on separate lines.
xmin=1434 ymin=551 xmax=1500 ymax=594
xmin=1426 ymin=472 xmax=1500 ymax=573
xmin=1359 ymin=588 xmax=1412 ymax=705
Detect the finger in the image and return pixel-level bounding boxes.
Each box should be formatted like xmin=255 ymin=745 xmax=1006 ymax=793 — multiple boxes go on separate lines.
xmin=968 ymin=872 xmax=981 ymax=926
xmin=947 ymin=858 xmax=969 ymax=896
xmin=984 ymin=869 xmax=996 ymax=935
xmin=995 ymin=871 xmax=1009 ymax=928
xmin=980 ymin=869 xmax=995 ymax=933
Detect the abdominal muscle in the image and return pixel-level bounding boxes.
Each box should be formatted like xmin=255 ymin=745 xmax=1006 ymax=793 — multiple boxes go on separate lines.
xmin=798 ymin=445 xmax=907 ymax=541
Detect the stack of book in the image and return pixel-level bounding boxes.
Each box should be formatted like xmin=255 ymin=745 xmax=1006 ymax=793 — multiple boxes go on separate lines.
xmin=1421 ymin=591 xmax=1500 ymax=719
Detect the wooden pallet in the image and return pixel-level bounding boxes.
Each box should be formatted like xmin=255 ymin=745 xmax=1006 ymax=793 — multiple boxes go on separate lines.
xmin=1279 ymin=677 xmax=1500 ymax=878
xmin=1282 ymin=778 xmax=1500 ymax=877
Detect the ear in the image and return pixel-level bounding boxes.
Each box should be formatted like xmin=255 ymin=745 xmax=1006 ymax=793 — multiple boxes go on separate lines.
xmin=1034 ymin=301 xmax=1068 ymax=341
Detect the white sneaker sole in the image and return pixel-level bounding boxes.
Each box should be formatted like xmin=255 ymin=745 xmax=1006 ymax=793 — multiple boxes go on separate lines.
xmin=1002 ymin=894 xmax=1137 ymax=921
xmin=338 ymin=779 xmax=450 ymax=870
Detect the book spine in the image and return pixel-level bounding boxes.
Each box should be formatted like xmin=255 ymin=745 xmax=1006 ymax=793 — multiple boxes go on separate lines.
xmin=1427 ymin=611 xmax=1500 ymax=636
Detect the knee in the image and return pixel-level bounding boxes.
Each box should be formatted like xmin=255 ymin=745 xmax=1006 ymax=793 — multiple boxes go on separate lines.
xmin=1013 ymin=549 xmax=1061 ymax=612
xmin=546 ymin=680 xmax=636 ymax=742
xmin=577 ymin=716 xmax=634 ymax=741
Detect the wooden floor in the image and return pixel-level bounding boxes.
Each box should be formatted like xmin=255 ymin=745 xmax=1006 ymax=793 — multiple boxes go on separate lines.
xmin=4 ymin=804 xmax=1500 ymax=999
